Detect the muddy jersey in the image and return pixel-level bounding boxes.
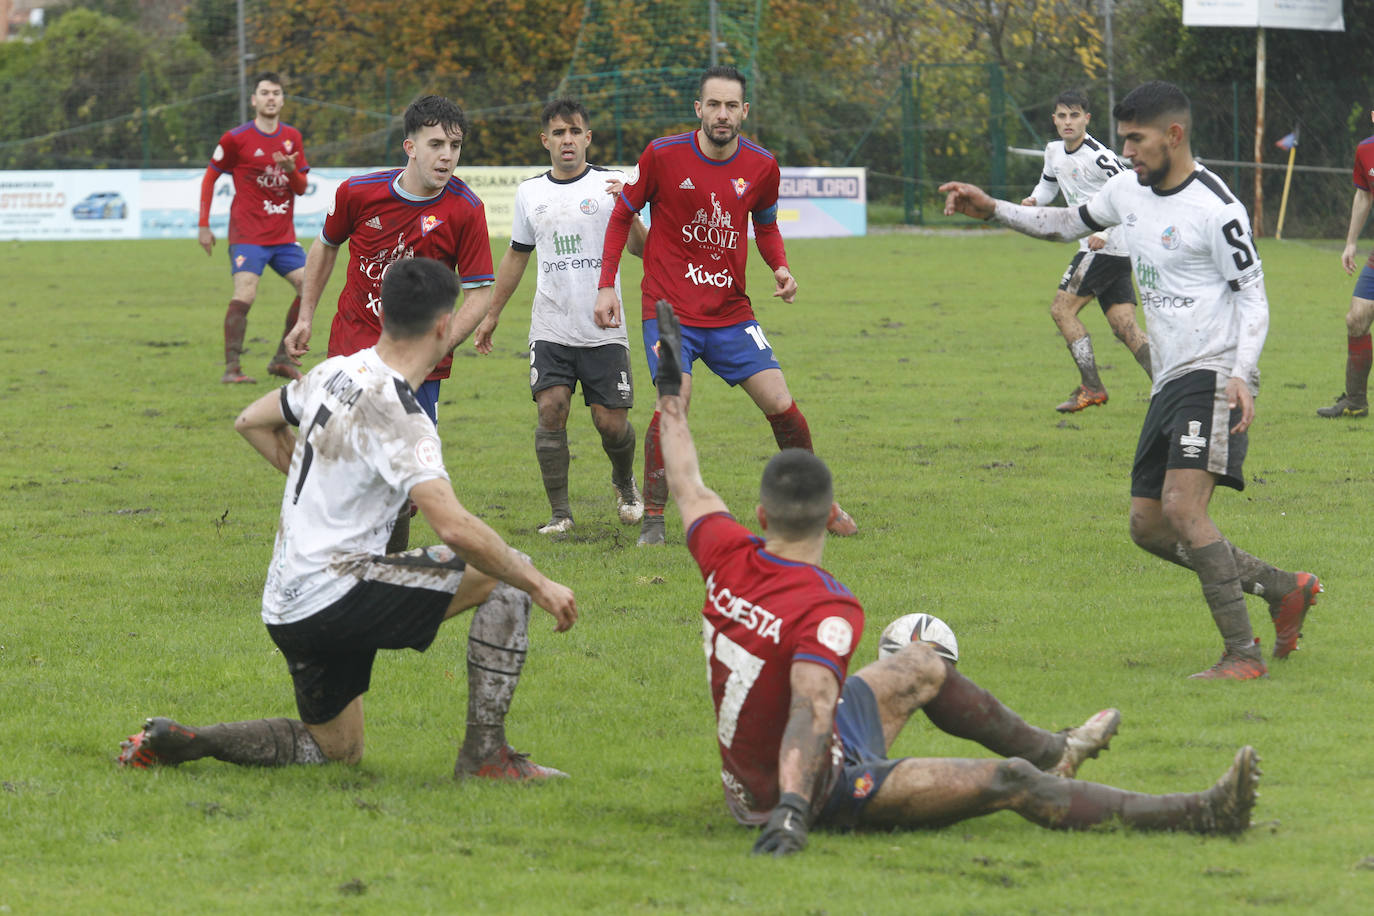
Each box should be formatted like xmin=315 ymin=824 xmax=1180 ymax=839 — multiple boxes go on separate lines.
xmin=599 ymin=132 xmax=786 ymax=327
xmin=319 ymin=169 xmax=494 ymax=381
xmin=1026 ymin=133 xmax=1129 ymax=256
xmin=1083 ymin=166 xmax=1267 ymax=394
xmin=263 ymin=347 xmax=449 ymax=625
xmin=210 ymin=121 xmax=308 ymax=246
xmin=1352 ymin=136 xmax=1374 ymax=269
xmin=510 ymin=165 xmax=629 ymax=348
xmin=688 ymin=511 xmax=864 ymax=825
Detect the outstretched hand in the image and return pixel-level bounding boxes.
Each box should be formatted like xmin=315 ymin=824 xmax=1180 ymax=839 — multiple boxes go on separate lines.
xmin=751 ymin=792 xmax=809 ymax=857
xmin=939 ymin=181 xmax=996 ymax=220
xmin=654 ymin=299 xmax=684 ymax=398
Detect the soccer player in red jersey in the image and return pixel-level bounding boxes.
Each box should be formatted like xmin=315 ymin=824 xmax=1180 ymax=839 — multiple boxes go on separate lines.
xmin=652 ymin=300 xmax=1259 ymax=854
xmin=595 ymin=65 xmax=856 ymax=546
xmin=1317 ymin=109 xmax=1374 ymax=418
xmin=198 ymin=73 xmax=310 ymax=385
xmin=285 ymin=94 xmax=495 ymax=551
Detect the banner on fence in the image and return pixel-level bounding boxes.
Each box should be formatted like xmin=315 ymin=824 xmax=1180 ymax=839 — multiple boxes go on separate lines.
xmin=0 ymin=165 xmax=866 ymax=242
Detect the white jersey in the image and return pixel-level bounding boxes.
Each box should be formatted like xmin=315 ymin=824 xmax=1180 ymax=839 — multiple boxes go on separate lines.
xmin=1027 ymin=134 xmax=1130 ymax=256
xmin=511 ymin=165 xmax=629 ymax=348
xmin=1083 ymin=166 xmax=1267 ymax=395
xmin=262 ymin=348 xmax=449 ymax=625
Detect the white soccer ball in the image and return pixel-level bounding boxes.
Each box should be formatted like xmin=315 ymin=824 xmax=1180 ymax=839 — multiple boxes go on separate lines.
xmin=877 ymin=613 xmax=959 ymax=663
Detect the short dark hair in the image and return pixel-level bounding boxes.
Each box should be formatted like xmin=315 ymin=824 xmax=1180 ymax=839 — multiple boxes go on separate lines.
xmin=252 ymin=72 xmax=283 ymax=92
xmin=1113 ymin=81 xmax=1190 ymax=128
xmin=1054 ymin=89 xmax=1090 ymax=112
xmin=759 ymin=449 xmax=833 ymax=539
xmin=404 ymin=95 xmax=470 ymax=143
xmin=541 ymin=97 xmax=590 ymax=128
xmin=380 ymin=258 xmax=460 ymax=340
xmin=699 ymin=65 xmax=746 ymax=99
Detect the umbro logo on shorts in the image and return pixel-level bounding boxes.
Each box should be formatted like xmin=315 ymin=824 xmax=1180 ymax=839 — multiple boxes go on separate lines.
xmin=679 ymin=178 xmax=695 ymax=189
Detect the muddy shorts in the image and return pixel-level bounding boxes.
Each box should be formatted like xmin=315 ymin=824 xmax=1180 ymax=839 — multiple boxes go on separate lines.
xmin=817 ymin=675 xmax=906 ymax=828
xmin=529 ymin=340 xmax=634 ymax=408
xmin=1058 ymin=250 xmax=1136 ymax=311
xmin=1131 ymin=369 xmax=1247 ymax=499
xmin=265 ymin=546 xmax=467 ymax=724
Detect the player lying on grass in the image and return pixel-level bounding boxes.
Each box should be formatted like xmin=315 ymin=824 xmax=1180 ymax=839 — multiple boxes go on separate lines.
xmin=118 ymin=257 xmax=577 ymax=781
xmin=651 ymin=298 xmax=1258 ymax=855
xmin=942 ymin=80 xmax=1320 ymax=681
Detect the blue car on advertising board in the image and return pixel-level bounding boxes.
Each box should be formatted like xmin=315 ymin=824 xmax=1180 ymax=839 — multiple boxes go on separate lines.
xmin=72 ymin=191 xmax=128 ymax=219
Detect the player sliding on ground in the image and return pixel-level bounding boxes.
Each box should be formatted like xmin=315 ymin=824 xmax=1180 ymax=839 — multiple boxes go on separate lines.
xmin=942 ymin=80 xmax=1320 ymax=681
xmin=651 ymin=298 xmax=1258 ymax=856
xmin=118 ymin=258 xmax=576 ymax=781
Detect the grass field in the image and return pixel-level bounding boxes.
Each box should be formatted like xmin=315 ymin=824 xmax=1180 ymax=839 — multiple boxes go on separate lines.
xmin=2 ymin=229 xmax=1372 ymax=914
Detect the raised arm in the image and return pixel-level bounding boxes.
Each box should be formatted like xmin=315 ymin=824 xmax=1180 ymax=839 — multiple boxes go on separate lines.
xmin=941 ymin=181 xmax=1096 ymax=242
xmin=653 ymin=301 xmax=730 ymax=530
xmin=752 ymin=660 xmax=839 ymax=856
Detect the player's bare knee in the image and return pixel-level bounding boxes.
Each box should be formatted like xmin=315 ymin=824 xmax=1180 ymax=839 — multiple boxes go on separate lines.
xmin=1347 ymin=299 xmax=1374 ymax=336
xmin=536 ymin=401 xmax=570 ymax=431
xmin=994 ymin=756 xmax=1043 ymax=795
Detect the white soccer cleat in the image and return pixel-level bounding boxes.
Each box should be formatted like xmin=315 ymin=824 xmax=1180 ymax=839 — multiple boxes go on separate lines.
xmin=537 ymin=516 xmax=574 ymax=535
xmin=1049 ymin=708 xmax=1121 ymax=778
xmin=614 ymin=477 xmax=644 ymax=524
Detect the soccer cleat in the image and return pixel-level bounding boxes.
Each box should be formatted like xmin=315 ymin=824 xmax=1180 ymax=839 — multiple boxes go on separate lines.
xmin=637 ymin=513 xmax=666 ymax=546
xmin=1199 ymin=746 xmax=1260 ymax=835
xmin=537 ymin=516 xmax=574 ymax=535
xmin=117 ymin=717 xmax=200 ymax=768
xmin=1315 ymin=393 xmax=1368 ymax=418
xmin=827 ymin=504 xmax=858 ymax=537
xmin=456 ymin=745 xmax=568 ymax=782
xmin=1049 ymin=708 xmax=1121 ymax=778
xmin=266 ymin=359 xmax=302 ymax=381
xmin=1271 ymin=572 xmax=1321 ymax=659
xmin=1188 ymin=643 xmax=1268 ymax=680
xmin=221 ymin=368 xmax=257 ymax=384
xmin=614 ymin=477 xmax=644 ymax=524
xmin=1055 ymin=385 xmax=1109 ymax=413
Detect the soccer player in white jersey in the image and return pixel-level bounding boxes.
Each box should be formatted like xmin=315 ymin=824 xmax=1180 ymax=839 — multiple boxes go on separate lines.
xmin=474 ymin=99 xmax=648 ymax=534
xmin=118 ymin=258 xmax=578 ymax=780
xmin=941 ymin=81 xmax=1320 ymax=680
xmin=1022 ymin=90 xmax=1151 ymax=412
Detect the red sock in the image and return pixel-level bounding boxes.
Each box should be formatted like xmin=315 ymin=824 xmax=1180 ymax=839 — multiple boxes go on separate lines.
xmin=224 ymin=299 xmax=251 ymax=368
xmin=766 ymin=400 xmax=813 ymax=452
xmin=642 ymin=410 xmax=667 ymax=514
xmin=1348 ymin=333 xmax=1372 ymax=403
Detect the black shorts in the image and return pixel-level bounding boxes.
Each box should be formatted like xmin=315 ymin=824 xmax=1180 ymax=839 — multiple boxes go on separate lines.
xmin=529 ymin=340 xmax=634 ymax=409
xmin=1131 ymin=369 xmax=1247 ymax=500
xmin=1058 ymin=251 xmax=1136 ymax=311
xmin=265 ymin=546 xmax=467 ymax=724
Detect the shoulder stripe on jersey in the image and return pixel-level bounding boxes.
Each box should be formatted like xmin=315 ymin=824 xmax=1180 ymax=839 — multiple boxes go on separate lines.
xmin=793 ymin=653 xmax=844 ymax=680
xmin=445 ymin=177 xmax=481 ymax=207
xmin=1358 ymin=135 xmax=1374 ymax=148
xmin=686 ymin=510 xmax=736 ymax=542
xmin=1079 ymin=203 xmax=1107 ymax=232
xmin=350 ymin=169 xmax=403 ymax=187
xmin=229 ymin=122 xmax=254 ymax=136
xmin=1193 ymin=169 xmax=1235 ymax=205
xmin=279 ymin=386 xmax=299 ymax=427
xmin=1082 ymin=135 xmax=1101 ymax=151
xmin=739 ymin=137 xmax=776 ymax=161
xmin=393 ymin=377 xmax=423 ymax=415
xmin=652 ymin=131 xmax=696 ymax=147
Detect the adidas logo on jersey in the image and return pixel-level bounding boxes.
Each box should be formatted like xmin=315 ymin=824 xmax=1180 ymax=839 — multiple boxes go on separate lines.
xmin=365 ymin=216 xmax=383 ymax=229
xmin=253 ymin=148 xmax=265 ymax=157
xmin=679 ymin=177 xmax=695 ymax=189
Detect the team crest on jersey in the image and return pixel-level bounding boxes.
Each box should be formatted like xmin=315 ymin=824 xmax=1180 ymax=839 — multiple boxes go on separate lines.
xmin=730 ymin=177 xmax=750 ymax=198
xmin=1160 ymin=225 xmax=1181 ymax=250
xmin=852 ymin=771 xmax=875 ymax=799
xmin=421 ymin=214 xmax=443 ymax=236
xmin=283 ymin=140 xmax=293 ymax=153
xmin=579 ymin=197 xmax=598 ymax=215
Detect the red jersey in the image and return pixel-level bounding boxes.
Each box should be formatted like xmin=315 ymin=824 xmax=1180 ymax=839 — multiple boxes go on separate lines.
xmin=320 ymin=169 xmax=494 ymax=381
xmin=1353 ymin=137 xmax=1374 ymax=269
xmin=688 ymin=512 xmax=864 ymax=825
xmin=599 ymin=131 xmax=788 ymax=327
xmin=209 ymin=121 xmax=308 ymax=246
